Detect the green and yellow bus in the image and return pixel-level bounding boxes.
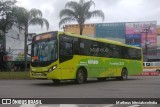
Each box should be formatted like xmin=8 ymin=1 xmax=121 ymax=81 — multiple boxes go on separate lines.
xmin=30 ymin=31 xmax=143 ymax=84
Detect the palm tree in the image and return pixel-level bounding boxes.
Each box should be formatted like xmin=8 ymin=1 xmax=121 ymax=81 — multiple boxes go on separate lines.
xmin=59 ymin=0 xmax=105 ymax=35
xmin=12 ymin=7 xmax=49 ymax=71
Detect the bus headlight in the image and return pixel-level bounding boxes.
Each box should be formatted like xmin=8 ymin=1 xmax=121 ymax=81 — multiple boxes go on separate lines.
xmin=48 ymin=65 xmax=57 ymax=72
xmin=48 ymin=68 xmax=52 ymax=72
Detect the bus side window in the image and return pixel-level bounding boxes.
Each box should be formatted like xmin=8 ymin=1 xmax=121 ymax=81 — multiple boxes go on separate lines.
xmin=122 ymin=47 xmax=129 ymax=59
xmin=59 ymin=34 xmax=73 ymax=63
xmin=60 ymin=42 xmax=73 ymax=56
xmin=73 ymin=40 xmax=79 ymax=54
xmin=80 ymin=42 xmax=85 ymax=54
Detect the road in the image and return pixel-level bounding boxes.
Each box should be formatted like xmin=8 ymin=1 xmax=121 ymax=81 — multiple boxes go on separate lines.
xmin=0 ymin=76 xmax=160 ymax=107
xmin=0 ymin=76 xmax=160 ymax=98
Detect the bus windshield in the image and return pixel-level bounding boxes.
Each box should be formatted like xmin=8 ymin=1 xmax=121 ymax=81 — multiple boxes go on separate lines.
xmin=32 ymin=40 xmax=57 ymax=62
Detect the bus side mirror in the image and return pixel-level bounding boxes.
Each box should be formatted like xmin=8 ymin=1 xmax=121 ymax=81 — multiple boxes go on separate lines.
xmin=27 ymin=43 xmax=32 ymax=56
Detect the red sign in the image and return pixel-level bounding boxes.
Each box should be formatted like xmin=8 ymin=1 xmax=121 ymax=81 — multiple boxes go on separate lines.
xmin=3 ymin=55 xmax=13 ymax=61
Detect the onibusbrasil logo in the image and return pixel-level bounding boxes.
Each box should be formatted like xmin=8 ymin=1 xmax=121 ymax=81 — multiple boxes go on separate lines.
xmin=1 ymin=99 xmax=42 ymax=104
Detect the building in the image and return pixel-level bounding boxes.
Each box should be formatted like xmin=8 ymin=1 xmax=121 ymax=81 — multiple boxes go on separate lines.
xmin=64 ymin=21 xmax=160 ymax=61
xmin=0 ymin=25 xmax=32 ymax=70
xmin=157 ymin=25 xmax=160 ymax=47
xmin=64 ymin=24 xmax=95 ymax=37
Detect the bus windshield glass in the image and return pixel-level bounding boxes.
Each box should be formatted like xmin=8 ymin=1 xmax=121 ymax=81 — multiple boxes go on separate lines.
xmin=32 ymin=39 xmax=57 ymax=62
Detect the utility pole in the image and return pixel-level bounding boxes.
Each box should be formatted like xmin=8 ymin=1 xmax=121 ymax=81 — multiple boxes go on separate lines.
xmin=24 ymin=33 xmax=35 ymax=71
xmin=141 ymin=27 xmax=151 ymax=55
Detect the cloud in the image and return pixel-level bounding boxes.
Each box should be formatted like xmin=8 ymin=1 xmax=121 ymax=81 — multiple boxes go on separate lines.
xmin=16 ymin=0 xmax=160 ymax=33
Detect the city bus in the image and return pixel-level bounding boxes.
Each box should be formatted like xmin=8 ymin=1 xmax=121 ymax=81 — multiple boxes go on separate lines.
xmin=29 ymin=31 xmax=143 ymax=84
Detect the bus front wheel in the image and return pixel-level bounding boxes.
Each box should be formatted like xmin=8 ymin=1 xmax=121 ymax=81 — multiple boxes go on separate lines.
xmin=75 ymin=68 xmax=86 ymax=84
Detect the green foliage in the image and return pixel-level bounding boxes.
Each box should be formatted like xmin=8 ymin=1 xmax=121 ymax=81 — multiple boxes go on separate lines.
xmin=6 ymin=61 xmax=14 ymax=70
xmin=59 ymin=0 xmax=105 ymax=35
xmin=0 ymin=72 xmax=30 ymax=79
xmin=12 ymin=6 xmax=49 ymax=31
xmin=12 ymin=6 xmax=50 ymax=71
xmin=0 ymin=0 xmax=16 ymax=34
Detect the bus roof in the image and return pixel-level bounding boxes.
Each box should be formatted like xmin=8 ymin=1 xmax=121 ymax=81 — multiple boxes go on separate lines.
xmin=62 ymin=31 xmax=141 ymax=50
xmin=35 ymin=31 xmax=141 ymax=50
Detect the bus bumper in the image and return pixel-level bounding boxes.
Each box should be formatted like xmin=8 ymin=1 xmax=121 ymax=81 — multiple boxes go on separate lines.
xmin=30 ymin=71 xmax=48 ymax=79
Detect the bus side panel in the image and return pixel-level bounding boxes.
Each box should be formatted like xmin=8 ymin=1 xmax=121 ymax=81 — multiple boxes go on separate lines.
xmin=58 ymin=56 xmax=77 ymax=80
xmin=127 ymin=60 xmax=143 ymax=75
xmin=77 ymin=57 xmax=106 ymax=78
xmin=104 ymin=58 xmax=124 ymax=77
xmin=104 ymin=59 xmax=143 ymax=77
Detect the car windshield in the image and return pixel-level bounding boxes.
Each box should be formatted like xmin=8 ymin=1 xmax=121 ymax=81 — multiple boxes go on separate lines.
xmin=32 ymin=40 xmax=57 ymax=62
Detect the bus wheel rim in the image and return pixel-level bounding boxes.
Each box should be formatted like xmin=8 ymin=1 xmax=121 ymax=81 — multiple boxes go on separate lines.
xmin=78 ymin=70 xmax=84 ymax=83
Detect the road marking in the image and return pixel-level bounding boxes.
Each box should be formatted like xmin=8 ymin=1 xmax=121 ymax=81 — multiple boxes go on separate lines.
xmin=60 ymin=104 xmax=78 ymax=107
xmin=20 ymin=104 xmax=36 ymax=107
xmin=103 ymin=104 xmax=114 ymax=107
xmin=128 ymin=105 xmax=141 ymax=107
xmin=39 ymin=105 xmax=50 ymax=107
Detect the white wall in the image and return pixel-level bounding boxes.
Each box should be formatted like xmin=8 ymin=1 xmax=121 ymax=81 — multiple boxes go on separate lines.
xmin=6 ymin=25 xmax=25 ymax=50
xmin=5 ymin=25 xmax=32 ymax=61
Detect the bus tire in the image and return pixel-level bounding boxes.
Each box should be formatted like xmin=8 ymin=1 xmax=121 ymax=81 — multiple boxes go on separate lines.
xmin=116 ymin=68 xmax=128 ymax=80
xmin=75 ymin=68 xmax=86 ymax=84
xmin=52 ymin=79 xmax=60 ymax=84
xmin=121 ymin=68 xmax=128 ymax=80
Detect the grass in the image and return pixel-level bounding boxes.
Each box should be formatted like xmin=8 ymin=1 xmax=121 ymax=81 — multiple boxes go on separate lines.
xmin=0 ymin=71 xmax=30 ymax=79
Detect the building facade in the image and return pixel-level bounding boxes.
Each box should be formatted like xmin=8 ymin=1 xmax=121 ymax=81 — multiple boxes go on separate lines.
xmin=64 ymin=21 xmax=160 ymax=61
xmin=0 ymin=25 xmax=32 ymax=70
xmin=157 ymin=25 xmax=160 ymax=47
xmin=64 ymin=24 xmax=95 ymax=37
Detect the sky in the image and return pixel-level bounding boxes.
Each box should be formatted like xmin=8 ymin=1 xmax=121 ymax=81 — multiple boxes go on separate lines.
xmin=16 ymin=0 xmax=160 ymax=34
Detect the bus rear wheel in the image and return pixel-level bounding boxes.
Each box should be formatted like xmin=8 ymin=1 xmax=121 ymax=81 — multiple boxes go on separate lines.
xmin=76 ymin=69 xmax=86 ymax=84
xmin=121 ymin=68 xmax=128 ymax=80
xmin=117 ymin=68 xmax=128 ymax=80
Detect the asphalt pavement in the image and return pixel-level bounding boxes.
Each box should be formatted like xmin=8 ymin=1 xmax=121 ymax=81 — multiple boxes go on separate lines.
xmin=0 ymin=76 xmax=160 ymax=107
xmin=0 ymin=76 xmax=160 ymax=98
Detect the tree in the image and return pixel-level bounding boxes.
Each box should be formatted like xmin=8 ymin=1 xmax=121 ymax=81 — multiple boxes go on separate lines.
xmin=59 ymin=0 xmax=105 ymax=35
xmin=0 ymin=0 xmax=16 ymax=52
xmin=0 ymin=0 xmax=16 ymax=33
xmin=12 ymin=7 xmax=49 ymax=71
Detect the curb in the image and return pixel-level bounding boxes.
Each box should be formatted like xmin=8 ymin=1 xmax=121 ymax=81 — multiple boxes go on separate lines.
xmin=133 ymin=72 xmax=160 ymax=76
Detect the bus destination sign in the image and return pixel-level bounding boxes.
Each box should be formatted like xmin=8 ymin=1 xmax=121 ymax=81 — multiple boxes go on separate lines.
xmin=35 ymin=33 xmax=52 ymax=41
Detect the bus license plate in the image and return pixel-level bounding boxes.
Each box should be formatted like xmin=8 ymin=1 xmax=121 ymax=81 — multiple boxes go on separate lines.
xmin=36 ymin=73 xmax=42 ymax=76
